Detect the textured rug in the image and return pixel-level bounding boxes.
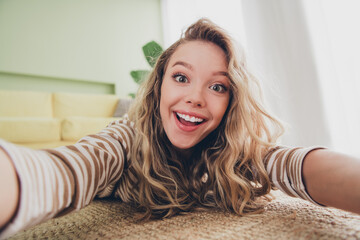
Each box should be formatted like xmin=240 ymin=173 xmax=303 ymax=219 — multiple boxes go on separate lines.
xmin=8 ymin=191 xmax=360 ymax=240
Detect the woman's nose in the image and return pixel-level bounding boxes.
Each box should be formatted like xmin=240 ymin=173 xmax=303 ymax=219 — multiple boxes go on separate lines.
xmin=185 ymin=87 xmax=206 ymax=107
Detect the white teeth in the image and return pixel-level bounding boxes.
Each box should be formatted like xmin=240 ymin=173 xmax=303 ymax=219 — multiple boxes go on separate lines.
xmin=176 ymin=112 xmax=204 ymax=123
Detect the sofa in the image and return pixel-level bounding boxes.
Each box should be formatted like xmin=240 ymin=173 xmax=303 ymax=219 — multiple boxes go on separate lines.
xmin=0 ymin=90 xmax=131 ymax=149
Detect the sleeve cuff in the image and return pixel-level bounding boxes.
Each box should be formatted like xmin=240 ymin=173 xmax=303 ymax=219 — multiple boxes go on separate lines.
xmin=298 ymin=147 xmax=326 ymax=206
xmin=266 ymin=145 xmax=326 ymax=207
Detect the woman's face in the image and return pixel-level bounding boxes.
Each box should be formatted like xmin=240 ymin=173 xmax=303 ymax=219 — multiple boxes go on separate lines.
xmin=160 ymin=40 xmax=230 ymax=150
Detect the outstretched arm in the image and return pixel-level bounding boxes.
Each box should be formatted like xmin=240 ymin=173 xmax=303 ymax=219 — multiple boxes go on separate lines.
xmin=302 ymin=149 xmax=360 ymax=214
xmin=0 ymin=118 xmax=135 ymax=239
xmin=0 ymin=148 xmax=19 ymax=229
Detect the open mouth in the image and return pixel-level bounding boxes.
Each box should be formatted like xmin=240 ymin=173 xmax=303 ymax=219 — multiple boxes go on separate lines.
xmin=175 ymin=112 xmax=205 ymax=126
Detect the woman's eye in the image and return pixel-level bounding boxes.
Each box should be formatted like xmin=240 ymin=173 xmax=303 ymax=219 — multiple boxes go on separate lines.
xmin=210 ymin=84 xmax=227 ymax=93
xmin=173 ymin=74 xmax=188 ymax=83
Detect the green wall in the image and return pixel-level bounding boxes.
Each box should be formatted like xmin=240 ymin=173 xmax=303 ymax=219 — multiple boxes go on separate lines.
xmin=0 ymin=0 xmax=163 ymax=96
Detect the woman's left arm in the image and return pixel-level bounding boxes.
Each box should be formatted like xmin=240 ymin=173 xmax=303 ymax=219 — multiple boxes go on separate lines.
xmin=302 ymin=149 xmax=360 ymax=214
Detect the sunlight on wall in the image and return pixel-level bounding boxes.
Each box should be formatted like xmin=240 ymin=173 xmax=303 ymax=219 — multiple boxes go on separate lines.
xmin=161 ymin=0 xmax=246 ymax=48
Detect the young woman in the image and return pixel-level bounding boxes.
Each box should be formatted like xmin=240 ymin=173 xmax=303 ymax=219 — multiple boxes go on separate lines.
xmin=1 ymin=19 xmax=359 ymax=239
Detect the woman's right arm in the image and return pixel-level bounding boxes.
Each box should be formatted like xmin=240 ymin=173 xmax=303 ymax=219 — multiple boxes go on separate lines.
xmin=0 ymin=118 xmax=135 ymax=239
xmin=0 ymin=148 xmax=19 ymax=229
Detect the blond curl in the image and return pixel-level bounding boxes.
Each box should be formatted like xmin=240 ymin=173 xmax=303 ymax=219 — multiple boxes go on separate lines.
xmin=118 ymin=18 xmax=284 ymax=220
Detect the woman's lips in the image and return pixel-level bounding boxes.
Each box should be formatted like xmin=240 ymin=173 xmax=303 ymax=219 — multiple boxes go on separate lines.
xmin=173 ymin=112 xmax=206 ymax=132
xmin=176 ymin=112 xmax=204 ymax=124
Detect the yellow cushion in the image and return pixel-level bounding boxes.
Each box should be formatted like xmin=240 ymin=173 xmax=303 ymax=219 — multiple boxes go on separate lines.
xmin=0 ymin=90 xmax=53 ymax=117
xmin=53 ymin=92 xmax=119 ymax=118
xmin=0 ymin=117 xmax=61 ymax=143
xmin=61 ymin=117 xmax=120 ymax=141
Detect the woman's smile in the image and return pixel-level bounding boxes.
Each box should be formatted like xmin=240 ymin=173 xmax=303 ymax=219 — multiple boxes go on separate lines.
xmin=173 ymin=111 xmax=206 ymax=132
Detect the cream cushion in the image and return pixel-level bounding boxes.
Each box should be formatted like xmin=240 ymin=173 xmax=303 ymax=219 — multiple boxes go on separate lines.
xmin=61 ymin=117 xmax=120 ymax=141
xmin=0 ymin=90 xmax=123 ymax=149
xmin=21 ymin=141 xmax=76 ymax=149
xmin=0 ymin=90 xmax=53 ymax=117
xmin=54 ymin=92 xmax=119 ymax=118
xmin=0 ymin=118 xmax=61 ymax=143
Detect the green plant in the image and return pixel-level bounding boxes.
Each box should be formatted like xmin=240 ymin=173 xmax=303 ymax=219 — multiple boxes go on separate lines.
xmin=129 ymin=41 xmax=163 ymax=98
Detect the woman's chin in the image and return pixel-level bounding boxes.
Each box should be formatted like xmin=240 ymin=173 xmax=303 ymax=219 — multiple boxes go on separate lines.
xmin=171 ymin=142 xmax=195 ymax=150
xmin=168 ymin=140 xmax=197 ymax=157
xmin=172 ymin=145 xmax=195 ymax=159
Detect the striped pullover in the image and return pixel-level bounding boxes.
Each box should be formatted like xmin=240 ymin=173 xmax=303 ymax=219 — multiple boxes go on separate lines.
xmin=0 ymin=117 xmax=322 ymax=239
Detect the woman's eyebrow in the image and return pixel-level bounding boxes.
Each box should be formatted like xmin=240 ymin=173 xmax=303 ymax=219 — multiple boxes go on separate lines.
xmin=172 ymin=61 xmax=193 ymax=70
xmin=214 ymin=71 xmax=229 ymax=77
xmin=172 ymin=61 xmax=229 ymax=77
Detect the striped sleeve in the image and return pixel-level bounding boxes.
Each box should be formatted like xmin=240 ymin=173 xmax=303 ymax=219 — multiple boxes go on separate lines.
xmin=263 ymin=146 xmax=325 ymax=205
xmin=0 ymin=118 xmax=135 ymax=239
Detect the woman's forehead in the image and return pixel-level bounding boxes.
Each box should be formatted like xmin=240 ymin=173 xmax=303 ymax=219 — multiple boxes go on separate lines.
xmin=167 ymin=40 xmax=228 ymax=72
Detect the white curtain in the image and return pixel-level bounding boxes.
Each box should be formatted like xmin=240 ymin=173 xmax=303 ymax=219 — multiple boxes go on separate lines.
xmin=161 ymin=0 xmax=360 ymax=155
xmin=302 ymin=0 xmax=360 ymax=155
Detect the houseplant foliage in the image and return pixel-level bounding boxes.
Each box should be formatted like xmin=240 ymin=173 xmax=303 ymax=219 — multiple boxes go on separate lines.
xmin=129 ymin=41 xmax=163 ymax=98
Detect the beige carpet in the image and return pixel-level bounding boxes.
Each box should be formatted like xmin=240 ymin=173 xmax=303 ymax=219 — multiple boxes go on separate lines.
xmin=8 ymin=191 xmax=360 ymax=240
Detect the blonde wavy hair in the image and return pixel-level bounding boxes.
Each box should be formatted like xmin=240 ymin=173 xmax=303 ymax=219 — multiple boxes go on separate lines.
xmin=119 ymin=18 xmax=284 ymax=220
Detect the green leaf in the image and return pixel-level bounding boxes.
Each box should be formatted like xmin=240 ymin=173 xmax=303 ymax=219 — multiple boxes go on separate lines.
xmin=142 ymin=41 xmax=163 ymax=67
xmin=128 ymin=93 xmax=136 ymax=99
xmin=130 ymin=70 xmax=150 ymax=84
